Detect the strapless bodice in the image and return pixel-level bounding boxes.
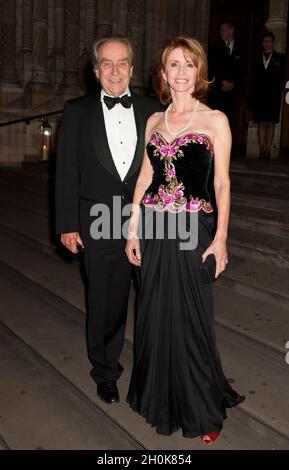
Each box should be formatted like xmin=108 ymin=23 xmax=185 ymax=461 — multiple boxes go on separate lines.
xmin=142 ymin=131 xmax=214 ymax=213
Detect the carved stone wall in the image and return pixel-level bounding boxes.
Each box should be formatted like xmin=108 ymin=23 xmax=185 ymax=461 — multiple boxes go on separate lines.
xmin=0 ymin=0 xmax=211 ymax=163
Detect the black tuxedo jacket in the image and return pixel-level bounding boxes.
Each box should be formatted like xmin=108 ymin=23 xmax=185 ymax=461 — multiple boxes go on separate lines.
xmin=251 ymin=51 xmax=285 ymax=94
xmin=55 ymin=91 xmax=161 ymax=234
xmin=208 ymin=39 xmax=243 ymax=92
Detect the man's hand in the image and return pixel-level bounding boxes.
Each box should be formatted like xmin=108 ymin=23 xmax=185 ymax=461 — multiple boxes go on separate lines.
xmin=60 ymin=232 xmax=84 ymax=254
xmin=221 ymin=80 xmax=234 ymax=92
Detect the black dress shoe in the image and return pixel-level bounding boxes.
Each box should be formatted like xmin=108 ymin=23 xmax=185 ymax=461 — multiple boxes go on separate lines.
xmin=97 ymin=381 xmax=119 ymax=404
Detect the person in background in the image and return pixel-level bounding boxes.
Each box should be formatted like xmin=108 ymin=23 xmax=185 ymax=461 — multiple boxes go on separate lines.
xmin=208 ymin=21 xmax=243 ymax=124
xmin=250 ymin=31 xmax=285 ymax=159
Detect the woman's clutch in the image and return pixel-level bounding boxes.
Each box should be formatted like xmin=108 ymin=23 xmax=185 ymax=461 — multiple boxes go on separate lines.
xmin=199 ymin=254 xmax=216 ymax=283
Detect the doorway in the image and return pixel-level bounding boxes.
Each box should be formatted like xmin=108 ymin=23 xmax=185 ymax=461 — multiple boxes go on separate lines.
xmin=208 ymin=0 xmax=270 ymax=156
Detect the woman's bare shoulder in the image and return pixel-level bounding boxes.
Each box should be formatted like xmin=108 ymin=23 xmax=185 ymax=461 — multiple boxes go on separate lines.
xmin=145 ymin=112 xmax=164 ymax=141
xmin=200 ymin=103 xmax=228 ymax=123
xmin=147 ymin=111 xmax=163 ymax=125
xmin=146 ymin=111 xmax=164 ymax=133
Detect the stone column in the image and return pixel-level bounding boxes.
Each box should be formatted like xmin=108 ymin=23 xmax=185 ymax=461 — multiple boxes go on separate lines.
xmin=31 ymin=0 xmax=49 ymax=85
xmin=84 ymin=0 xmax=97 ymax=53
xmin=22 ymin=0 xmax=32 ymax=52
xmin=0 ymin=0 xmax=18 ymax=84
xmin=79 ymin=0 xmax=97 ymax=93
xmin=95 ymin=0 xmax=112 ymax=39
xmin=144 ymin=0 xmax=168 ymax=91
xmin=178 ymin=0 xmax=209 ymax=50
xmin=61 ymin=0 xmax=82 ymax=96
xmin=180 ymin=0 xmax=197 ymax=37
xmin=128 ymin=0 xmax=145 ymax=92
xmin=265 ymin=0 xmax=288 ymax=51
xmin=167 ymin=0 xmax=181 ymax=41
xmin=54 ymin=0 xmax=65 ymax=54
xmin=54 ymin=0 xmax=65 ymax=86
xmin=112 ymin=0 xmax=128 ymax=36
xmin=0 ymin=0 xmax=23 ymax=106
xmin=21 ymin=0 xmax=32 ymax=86
xmin=194 ymin=0 xmax=210 ymax=51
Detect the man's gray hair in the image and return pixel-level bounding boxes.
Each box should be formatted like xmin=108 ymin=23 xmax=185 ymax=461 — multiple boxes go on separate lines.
xmin=92 ymin=36 xmax=134 ymax=69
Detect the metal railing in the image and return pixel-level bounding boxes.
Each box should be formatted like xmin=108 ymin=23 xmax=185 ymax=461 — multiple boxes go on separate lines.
xmin=0 ymin=109 xmax=63 ymax=128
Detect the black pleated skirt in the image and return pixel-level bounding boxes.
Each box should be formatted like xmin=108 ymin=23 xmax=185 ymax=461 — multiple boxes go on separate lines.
xmin=126 ymin=206 xmax=245 ymax=438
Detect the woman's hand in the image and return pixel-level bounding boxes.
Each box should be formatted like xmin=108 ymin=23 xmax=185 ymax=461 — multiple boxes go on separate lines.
xmin=125 ymin=237 xmax=142 ymax=267
xmin=201 ymin=239 xmax=228 ymax=279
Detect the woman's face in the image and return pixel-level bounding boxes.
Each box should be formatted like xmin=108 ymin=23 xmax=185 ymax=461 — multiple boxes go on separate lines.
xmin=162 ymin=47 xmax=198 ymax=96
xmin=262 ymin=37 xmax=274 ymax=53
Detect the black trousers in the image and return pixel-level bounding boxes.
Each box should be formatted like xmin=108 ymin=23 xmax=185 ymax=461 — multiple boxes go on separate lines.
xmin=80 ymin=199 xmax=132 ymax=384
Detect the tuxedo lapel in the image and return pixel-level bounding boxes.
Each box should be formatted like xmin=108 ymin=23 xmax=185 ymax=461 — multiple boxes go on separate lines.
xmin=90 ymin=94 xmax=121 ymax=181
xmin=124 ymin=91 xmax=146 ymax=181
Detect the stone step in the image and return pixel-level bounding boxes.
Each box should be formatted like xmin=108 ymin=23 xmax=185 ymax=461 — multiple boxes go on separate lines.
xmin=230 ymin=201 xmax=289 ymax=238
xmin=0 ymin=200 xmax=55 ymax=250
xmin=230 ymin=172 xmax=289 ymax=200
xmin=0 ymin=180 xmax=50 ymax=217
xmin=230 ymin=159 xmax=289 ymax=176
xmin=0 ymin=186 xmax=288 ymax=314
xmin=0 ymin=168 xmax=50 ymax=196
xmin=0 ymin=221 xmax=287 ymax=368
xmin=220 ymin=254 xmax=289 ymax=313
xmin=228 ymin=225 xmax=289 ymax=269
xmin=0 ymin=320 xmax=140 ymax=450
xmin=229 ymin=160 xmax=289 ymax=199
xmin=231 ymin=192 xmax=289 ymax=212
xmin=1 ymin=181 xmax=288 ymax=268
xmin=0 ymin=260 xmax=288 ymax=449
xmin=2 ymin=177 xmax=289 ymax=240
xmin=1 ymin=162 xmax=289 ymax=202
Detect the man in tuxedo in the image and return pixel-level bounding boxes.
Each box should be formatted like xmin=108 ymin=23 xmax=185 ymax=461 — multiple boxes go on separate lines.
xmin=208 ymin=21 xmax=243 ymax=121
xmin=55 ymin=37 xmax=160 ymax=404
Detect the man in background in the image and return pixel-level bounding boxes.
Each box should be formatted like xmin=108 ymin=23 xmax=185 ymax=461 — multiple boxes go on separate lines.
xmin=208 ymin=21 xmax=243 ymax=124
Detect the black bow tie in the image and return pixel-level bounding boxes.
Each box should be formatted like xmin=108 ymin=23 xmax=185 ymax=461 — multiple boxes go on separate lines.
xmin=103 ymin=94 xmax=132 ymax=110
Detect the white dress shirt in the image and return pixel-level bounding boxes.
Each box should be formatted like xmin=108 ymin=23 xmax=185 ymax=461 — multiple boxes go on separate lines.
xmin=263 ymin=52 xmax=272 ymax=70
xmin=226 ymin=40 xmax=234 ymax=55
xmin=101 ymin=88 xmax=137 ymax=181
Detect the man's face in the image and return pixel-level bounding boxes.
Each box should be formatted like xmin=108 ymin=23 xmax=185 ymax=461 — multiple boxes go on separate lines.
xmin=95 ymin=41 xmax=133 ymax=96
xmin=220 ymin=24 xmax=234 ymax=42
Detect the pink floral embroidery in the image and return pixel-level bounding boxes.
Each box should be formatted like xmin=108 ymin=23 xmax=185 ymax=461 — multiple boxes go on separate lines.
xmin=142 ymin=131 xmax=214 ymax=213
xmin=151 ymin=136 xmax=161 ymax=146
xmin=177 ymin=137 xmax=187 ymax=146
xmin=167 ymin=168 xmax=176 ymax=178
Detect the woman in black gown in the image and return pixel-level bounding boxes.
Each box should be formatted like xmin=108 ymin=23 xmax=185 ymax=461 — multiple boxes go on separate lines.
xmin=125 ymin=36 xmax=245 ymax=445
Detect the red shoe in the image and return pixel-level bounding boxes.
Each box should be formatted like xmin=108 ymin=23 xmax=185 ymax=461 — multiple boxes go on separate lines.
xmin=201 ymin=432 xmax=220 ymax=446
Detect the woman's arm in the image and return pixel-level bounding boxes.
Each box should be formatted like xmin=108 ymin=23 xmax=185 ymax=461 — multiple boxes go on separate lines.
xmin=125 ymin=112 xmax=161 ymax=266
xmin=202 ymin=111 xmax=232 ymax=278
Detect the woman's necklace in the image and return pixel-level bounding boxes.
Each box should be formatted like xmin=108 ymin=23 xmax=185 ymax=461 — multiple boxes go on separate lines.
xmin=164 ymin=99 xmax=199 ymax=137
